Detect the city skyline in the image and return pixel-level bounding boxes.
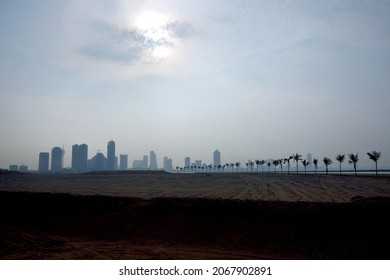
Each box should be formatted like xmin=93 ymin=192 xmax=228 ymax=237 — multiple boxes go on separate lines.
xmin=3 ymin=137 xmax=387 ymax=173
xmin=1 ymin=1 xmax=390 ymax=170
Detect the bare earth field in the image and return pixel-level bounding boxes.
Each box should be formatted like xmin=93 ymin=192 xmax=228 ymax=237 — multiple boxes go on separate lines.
xmin=1 ymin=171 xmax=390 ymax=259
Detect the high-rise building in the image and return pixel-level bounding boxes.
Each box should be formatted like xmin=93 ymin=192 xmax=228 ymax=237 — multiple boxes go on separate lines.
xmin=185 ymin=157 xmax=190 ymax=168
xmin=213 ymin=149 xmax=221 ymax=167
xmin=120 ymin=154 xmax=128 ymax=170
xmin=51 ymin=147 xmax=64 ymax=171
xmin=307 ymin=153 xmax=312 ymax=169
xmin=149 ymin=150 xmax=158 ymax=170
xmin=39 ymin=152 xmax=49 ymax=173
xmin=143 ymin=155 xmax=148 ymax=169
xmin=163 ymin=156 xmax=173 ymax=172
xmin=72 ymin=144 xmax=88 ymax=173
xmin=79 ymin=144 xmax=88 ymax=172
xmin=107 ymin=140 xmax=116 ymax=170
xmin=72 ymin=144 xmax=80 ymax=171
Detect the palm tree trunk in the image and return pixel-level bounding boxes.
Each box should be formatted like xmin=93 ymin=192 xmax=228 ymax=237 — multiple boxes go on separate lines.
xmin=376 ymin=162 xmax=378 ymax=176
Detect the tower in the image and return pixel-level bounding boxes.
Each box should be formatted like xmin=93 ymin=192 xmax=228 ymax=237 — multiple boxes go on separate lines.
xmin=72 ymin=144 xmax=88 ymax=173
xmin=120 ymin=154 xmax=128 ymax=170
xmin=107 ymin=140 xmax=116 ymax=170
xmin=185 ymin=157 xmax=190 ymax=168
xmin=38 ymin=152 xmax=49 ymax=173
xmin=51 ymin=147 xmax=64 ymax=171
xmin=149 ymin=150 xmax=158 ymax=170
xmin=213 ymin=149 xmax=221 ymax=167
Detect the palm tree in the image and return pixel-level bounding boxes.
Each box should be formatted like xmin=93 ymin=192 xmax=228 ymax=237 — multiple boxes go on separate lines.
xmin=267 ymin=162 xmax=271 ymax=172
xmin=272 ymin=160 xmax=279 ymax=173
xmin=255 ymin=160 xmax=260 ymax=174
xmin=278 ymin=159 xmax=284 ymax=173
xmin=367 ymin=151 xmax=381 ymax=176
xmin=284 ymin=156 xmax=293 ymax=174
xmin=260 ymin=160 xmax=266 ymax=173
xmin=335 ymin=154 xmax=345 ymax=175
xmin=323 ymin=157 xmax=333 ymax=175
xmin=235 ymin=162 xmax=240 ymax=173
xmin=230 ymin=163 xmax=235 ymax=173
xmin=313 ymin=158 xmax=318 ymax=175
xmin=348 ymin=153 xmax=359 ymax=176
xmin=293 ymin=153 xmax=302 ymax=174
xmin=301 ymin=159 xmax=310 ymax=174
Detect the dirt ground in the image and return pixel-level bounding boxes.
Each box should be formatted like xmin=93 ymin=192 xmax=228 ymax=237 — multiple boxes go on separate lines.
xmin=1 ymin=171 xmax=390 ymax=259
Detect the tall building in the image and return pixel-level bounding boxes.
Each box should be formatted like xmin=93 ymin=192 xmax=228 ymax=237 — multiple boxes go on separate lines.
xmin=79 ymin=144 xmax=88 ymax=172
xmin=185 ymin=157 xmax=190 ymax=168
xmin=120 ymin=154 xmax=128 ymax=170
xmin=213 ymin=149 xmax=221 ymax=167
xmin=51 ymin=147 xmax=64 ymax=171
xmin=72 ymin=144 xmax=80 ymax=171
xmin=72 ymin=144 xmax=88 ymax=173
xmin=107 ymin=140 xmax=116 ymax=170
xmin=143 ymin=155 xmax=148 ymax=169
xmin=149 ymin=150 xmax=158 ymax=170
xmin=163 ymin=156 xmax=173 ymax=172
xmin=307 ymin=153 xmax=312 ymax=169
xmin=38 ymin=152 xmax=49 ymax=173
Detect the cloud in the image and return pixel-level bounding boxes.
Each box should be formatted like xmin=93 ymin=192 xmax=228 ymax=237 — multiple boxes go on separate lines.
xmin=78 ymin=18 xmax=194 ymax=65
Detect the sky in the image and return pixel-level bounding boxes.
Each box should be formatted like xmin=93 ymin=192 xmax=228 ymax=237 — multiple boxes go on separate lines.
xmin=1 ymin=0 xmax=390 ymax=170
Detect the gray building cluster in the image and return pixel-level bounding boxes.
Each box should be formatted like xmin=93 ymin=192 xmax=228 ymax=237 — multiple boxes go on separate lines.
xmin=36 ymin=140 xmax=175 ymax=173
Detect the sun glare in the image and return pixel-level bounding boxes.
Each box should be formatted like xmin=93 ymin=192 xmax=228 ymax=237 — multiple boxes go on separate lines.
xmin=136 ymin=11 xmax=172 ymax=59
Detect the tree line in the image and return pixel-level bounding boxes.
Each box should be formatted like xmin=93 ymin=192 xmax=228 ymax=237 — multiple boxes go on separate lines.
xmin=176 ymin=151 xmax=382 ymax=176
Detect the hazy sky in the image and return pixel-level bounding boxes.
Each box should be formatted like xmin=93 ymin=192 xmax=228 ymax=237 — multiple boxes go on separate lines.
xmin=1 ymin=0 xmax=389 ymax=170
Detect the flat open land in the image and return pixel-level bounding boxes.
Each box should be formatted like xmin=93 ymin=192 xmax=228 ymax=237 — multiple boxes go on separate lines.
xmin=1 ymin=171 xmax=390 ymax=259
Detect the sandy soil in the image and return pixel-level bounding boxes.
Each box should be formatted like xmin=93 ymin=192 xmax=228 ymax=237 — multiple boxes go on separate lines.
xmin=1 ymin=171 xmax=390 ymax=202
xmin=1 ymin=171 xmax=390 ymax=260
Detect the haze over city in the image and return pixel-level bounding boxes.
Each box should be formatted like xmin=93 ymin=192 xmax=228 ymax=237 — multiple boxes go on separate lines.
xmin=1 ymin=0 xmax=389 ymax=170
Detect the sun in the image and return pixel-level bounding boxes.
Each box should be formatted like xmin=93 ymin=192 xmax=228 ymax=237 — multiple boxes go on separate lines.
xmin=136 ymin=11 xmax=172 ymax=59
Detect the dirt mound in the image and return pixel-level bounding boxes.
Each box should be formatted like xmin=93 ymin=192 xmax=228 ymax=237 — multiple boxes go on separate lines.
xmin=1 ymin=191 xmax=390 ymax=259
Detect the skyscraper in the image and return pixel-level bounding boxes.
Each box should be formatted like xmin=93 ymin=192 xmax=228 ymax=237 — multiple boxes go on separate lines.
xmin=107 ymin=140 xmax=116 ymax=170
xmin=149 ymin=150 xmax=158 ymax=170
xmin=51 ymin=147 xmax=64 ymax=171
xmin=72 ymin=144 xmax=88 ymax=173
xmin=143 ymin=155 xmax=148 ymax=169
xmin=72 ymin=144 xmax=80 ymax=171
xmin=163 ymin=156 xmax=173 ymax=172
xmin=38 ymin=152 xmax=49 ymax=173
xmin=79 ymin=144 xmax=88 ymax=172
xmin=213 ymin=149 xmax=221 ymax=167
xmin=120 ymin=154 xmax=128 ymax=170
xmin=185 ymin=157 xmax=190 ymax=168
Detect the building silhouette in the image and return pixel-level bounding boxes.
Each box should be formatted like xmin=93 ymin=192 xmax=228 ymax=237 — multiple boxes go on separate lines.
xmin=38 ymin=152 xmax=49 ymax=173
xmin=51 ymin=147 xmax=64 ymax=171
xmin=89 ymin=152 xmax=107 ymax=171
xmin=163 ymin=156 xmax=173 ymax=172
xmin=149 ymin=151 xmax=158 ymax=170
xmin=107 ymin=140 xmax=116 ymax=170
xmin=19 ymin=165 xmax=28 ymax=172
xmin=213 ymin=149 xmax=221 ymax=167
xmin=120 ymin=154 xmax=128 ymax=170
xmin=307 ymin=153 xmax=312 ymax=170
xmin=143 ymin=155 xmax=148 ymax=169
xmin=185 ymin=157 xmax=190 ymax=168
xmin=72 ymin=144 xmax=88 ymax=173
xmin=9 ymin=165 xmax=18 ymax=171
